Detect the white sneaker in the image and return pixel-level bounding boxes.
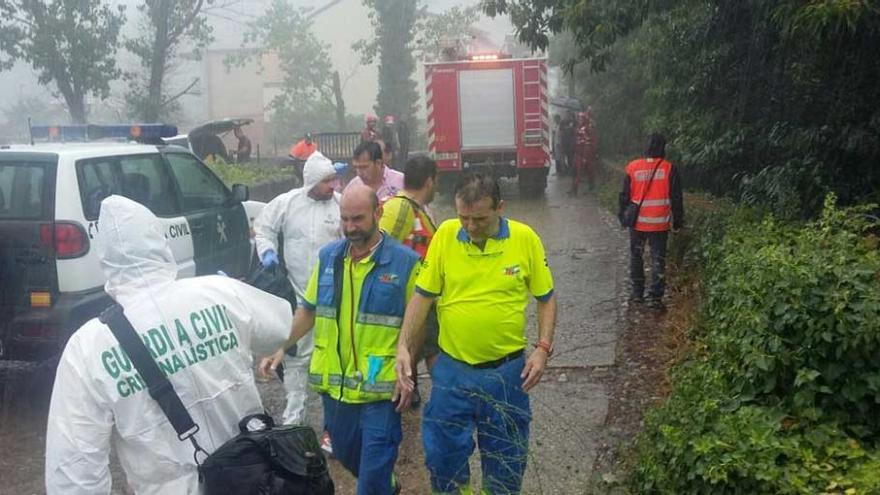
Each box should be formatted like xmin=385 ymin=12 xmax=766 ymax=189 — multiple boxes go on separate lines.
xmin=320 ymin=431 xmax=333 ymax=457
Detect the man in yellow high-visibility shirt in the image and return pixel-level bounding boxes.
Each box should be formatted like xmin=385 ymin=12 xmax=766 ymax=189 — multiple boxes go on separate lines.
xmin=395 ymin=173 xmax=558 ymax=494
xmin=380 ymin=155 xmax=439 ymax=408
xmin=261 ymin=185 xmax=421 ymax=495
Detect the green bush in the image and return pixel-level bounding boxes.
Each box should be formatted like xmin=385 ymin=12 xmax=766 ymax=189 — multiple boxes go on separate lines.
xmin=634 ymin=364 xmax=880 ymax=493
xmin=204 ymin=157 xmax=292 ymax=187
xmin=705 ymin=197 xmax=880 ymax=430
xmin=631 ymin=196 xmax=880 ymax=493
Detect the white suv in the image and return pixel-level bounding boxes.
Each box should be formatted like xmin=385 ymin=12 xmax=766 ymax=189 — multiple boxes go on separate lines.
xmin=0 ymin=142 xmax=263 ymax=362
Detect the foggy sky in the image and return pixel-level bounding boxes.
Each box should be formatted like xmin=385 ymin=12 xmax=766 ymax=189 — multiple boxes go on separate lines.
xmin=0 ymin=0 xmax=513 ymax=126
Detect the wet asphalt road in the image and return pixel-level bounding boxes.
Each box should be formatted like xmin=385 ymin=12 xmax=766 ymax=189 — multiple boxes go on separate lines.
xmin=0 ymin=172 xmax=629 ymax=494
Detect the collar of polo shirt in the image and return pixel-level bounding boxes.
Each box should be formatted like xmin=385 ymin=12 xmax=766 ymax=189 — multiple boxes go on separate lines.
xmin=456 ymin=217 xmax=511 ymax=243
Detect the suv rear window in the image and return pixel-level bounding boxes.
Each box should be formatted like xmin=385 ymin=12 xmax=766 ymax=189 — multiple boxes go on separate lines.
xmin=0 ymin=161 xmax=49 ymax=219
xmin=77 ymin=154 xmax=180 ymax=220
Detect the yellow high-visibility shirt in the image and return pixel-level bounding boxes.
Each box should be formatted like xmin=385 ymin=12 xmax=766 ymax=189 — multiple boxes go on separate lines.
xmin=416 ymin=217 xmax=554 ymax=364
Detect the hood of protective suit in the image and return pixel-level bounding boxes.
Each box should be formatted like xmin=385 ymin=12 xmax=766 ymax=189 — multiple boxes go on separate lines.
xmin=302 ymin=151 xmax=336 ymax=190
xmin=97 ymin=195 xmax=177 ymax=304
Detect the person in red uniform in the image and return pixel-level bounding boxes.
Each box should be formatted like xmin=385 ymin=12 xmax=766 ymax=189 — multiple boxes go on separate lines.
xmin=361 ymin=114 xmax=380 ymax=142
xmin=569 ymin=111 xmax=593 ymax=195
xmin=583 ymin=107 xmax=597 ymax=189
xmin=618 ymin=133 xmax=684 ymax=310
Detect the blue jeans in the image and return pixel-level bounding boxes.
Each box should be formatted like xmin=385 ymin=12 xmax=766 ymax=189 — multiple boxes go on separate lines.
xmin=423 ymin=352 xmax=532 ymax=494
xmin=321 ymin=395 xmax=402 ymax=495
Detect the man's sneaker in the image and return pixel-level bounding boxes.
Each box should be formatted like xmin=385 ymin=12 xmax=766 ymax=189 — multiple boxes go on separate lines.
xmin=646 ymin=298 xmax=666 ymax=311
xmin=628 ymin=293 xmax=644 ymax=304
xmin=320 ymin=431 xmax=333 ymax=457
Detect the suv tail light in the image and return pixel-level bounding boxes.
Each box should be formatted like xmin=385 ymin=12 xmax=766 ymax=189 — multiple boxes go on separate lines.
xmin=40 ymin=222 xmax=90 ymax=259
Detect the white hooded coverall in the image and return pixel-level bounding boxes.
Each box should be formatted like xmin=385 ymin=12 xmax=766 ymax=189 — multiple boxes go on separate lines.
xmin=254 ymin=151 xmax=341 ymax=424
xmin=45 ymin=196 xmax=293 ymax=494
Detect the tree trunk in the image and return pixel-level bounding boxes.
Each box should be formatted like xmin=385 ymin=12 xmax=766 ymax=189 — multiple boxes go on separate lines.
xmin=145 ymin=0 xmax=171 ymax=122
xmin=332 ymin=71 xmax=346 ymax=131
xmin=54 ymin=72 xmax=87 ymax=123
xmin=66 ymin=96 xmax=87 ymax=124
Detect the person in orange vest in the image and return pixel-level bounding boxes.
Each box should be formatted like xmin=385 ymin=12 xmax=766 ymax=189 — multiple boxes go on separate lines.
xmin=618 ymin=133 xmax=684 ymax=310
xmin=378 ymin=155 xmax=439 ymax=408
xmin=289 ymin=132 xmax=318 ymax=160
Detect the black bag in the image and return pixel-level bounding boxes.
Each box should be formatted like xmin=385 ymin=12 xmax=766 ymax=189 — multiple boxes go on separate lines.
xmin=99 ymin=305 xmax=334 ymax=495
xmin=200 ymin=414 xmax=334 ymax=495
xmin=621 ymin=159 xmax=663 ymax=229
xmin=247 ymin=262 xmax=297 ymax=312
xmin=247 ymin=229 xmax=298 ymax=365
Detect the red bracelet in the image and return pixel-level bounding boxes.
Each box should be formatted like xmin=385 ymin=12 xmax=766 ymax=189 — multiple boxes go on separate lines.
xmin=533 ymin=340 xmax=554 ymax=356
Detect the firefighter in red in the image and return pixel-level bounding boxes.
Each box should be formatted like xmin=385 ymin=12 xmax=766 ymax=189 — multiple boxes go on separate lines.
xmin=378 ymin=155 xmax=439 ymax=408
xmin=361 ymin=114 xmax=380 ymax=142
xmin=584 ymin=108 xmax=597 ymax=187
xmin=618 ymin=133 xmax=684 ymax=310
xmin=569 ymin=110 xmax=596 ymax=195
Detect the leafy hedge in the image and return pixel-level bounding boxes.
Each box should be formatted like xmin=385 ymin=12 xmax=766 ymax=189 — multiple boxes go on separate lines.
xmin=631 ymin=196 xmax=880 ymax=493
xmin=204 ymin=157 xmax=292 ymax=187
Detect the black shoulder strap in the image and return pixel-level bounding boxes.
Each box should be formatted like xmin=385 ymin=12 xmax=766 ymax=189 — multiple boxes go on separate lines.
xmin=100 ymin=304 xmax=208 ymax=462
xmin=398 ymin=194 xmax=437 ymax=231
xmin=636 ymin=158 xmax=664 ymax=212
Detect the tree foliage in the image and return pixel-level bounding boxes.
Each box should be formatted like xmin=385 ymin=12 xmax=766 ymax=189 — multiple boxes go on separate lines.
xmin=231 ymin=0 xmax=343 ymax=140
xmin=125 ymin=0 xmax=213 ymax=122
xmin=355 ymin=0 xmax=420 ymax=123
xmin=415 ymin=5 xmax=482 ymax=62
xmin=0 ymin=0 xmax=125 ymax=123
xmin=491 ymin=0 xmax=880 ymax=215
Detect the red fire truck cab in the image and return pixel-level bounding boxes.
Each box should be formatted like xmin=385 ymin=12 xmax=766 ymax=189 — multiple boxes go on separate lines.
xmin=425 ymin=54 xmax=551 ymax=195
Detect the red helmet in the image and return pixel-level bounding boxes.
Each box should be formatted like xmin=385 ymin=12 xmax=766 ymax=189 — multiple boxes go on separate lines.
xmin=384 ymin=115 xmax=396 ymax=125
xmin=365 ymin=114 xmax=378 ymax=123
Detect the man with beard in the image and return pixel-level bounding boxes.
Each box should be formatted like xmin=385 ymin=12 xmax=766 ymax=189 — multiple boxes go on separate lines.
xmin=260 ymin=184 xmax=421 ymax=495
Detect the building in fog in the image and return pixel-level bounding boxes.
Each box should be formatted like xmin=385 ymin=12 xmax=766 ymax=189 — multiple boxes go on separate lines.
xmin=201 ymin=0 xmax=379 ymax=156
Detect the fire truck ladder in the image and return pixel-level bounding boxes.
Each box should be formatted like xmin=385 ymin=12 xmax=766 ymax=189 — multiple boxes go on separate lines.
xmin=522 ymin=60 xmax=550 ymax=155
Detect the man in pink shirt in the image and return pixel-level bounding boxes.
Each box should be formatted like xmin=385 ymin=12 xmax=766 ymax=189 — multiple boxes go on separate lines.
xmin=346 ymin=140 xmax=404 ymax=201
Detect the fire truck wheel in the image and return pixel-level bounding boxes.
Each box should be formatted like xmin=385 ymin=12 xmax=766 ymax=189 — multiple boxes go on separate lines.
xmin=518 ymin=169 xmax=546 ymax=197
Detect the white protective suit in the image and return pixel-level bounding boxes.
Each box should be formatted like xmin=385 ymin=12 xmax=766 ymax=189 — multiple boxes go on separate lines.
xmin=45 ymin=196 xmax=292 ymax=495
xmin=254 ymin=151 xmax=341 ymax=424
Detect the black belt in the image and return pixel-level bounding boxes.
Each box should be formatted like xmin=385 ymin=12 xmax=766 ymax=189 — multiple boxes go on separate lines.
xmin=450 ymin=349 xmax=524 ymax=369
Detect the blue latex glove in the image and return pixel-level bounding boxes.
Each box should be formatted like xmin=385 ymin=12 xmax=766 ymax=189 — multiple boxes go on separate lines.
xmin=333 ymin=162 xmax=349 ymax=175
xmin=261 ymin=249 xmax=279 ymax=267
xmin=367 ymin=356 xmax=384 ymax=385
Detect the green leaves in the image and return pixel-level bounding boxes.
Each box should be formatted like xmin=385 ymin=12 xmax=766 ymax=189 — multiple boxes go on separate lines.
xmin=124 ymin=0 xmax=214 ymax=122
xmin=230 ymin=0 xmax=340 ymax=139
xmin=0 ymin=0 xmax=126 ymax=123
xmin=632 ymin=197 xmax=880 ymax=492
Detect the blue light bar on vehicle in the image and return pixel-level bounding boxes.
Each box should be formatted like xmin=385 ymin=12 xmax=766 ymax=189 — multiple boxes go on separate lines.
xmin=30 ymin=124 xmax=179 ymax=142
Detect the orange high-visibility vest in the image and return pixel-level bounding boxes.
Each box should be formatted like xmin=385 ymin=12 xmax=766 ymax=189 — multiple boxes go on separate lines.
xmin=626 ymin=157 xmax=673 ymax=232
xmin=381 ymin=194 xmax=436 ymax=258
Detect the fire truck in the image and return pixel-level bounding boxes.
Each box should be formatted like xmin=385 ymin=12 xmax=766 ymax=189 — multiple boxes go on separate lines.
xmin=425 ymin=53 xmax=550 ymax=195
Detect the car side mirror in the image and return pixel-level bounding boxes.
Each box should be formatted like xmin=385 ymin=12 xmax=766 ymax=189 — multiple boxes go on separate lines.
xmin=231 ymin=183 xmax=249 ymax=202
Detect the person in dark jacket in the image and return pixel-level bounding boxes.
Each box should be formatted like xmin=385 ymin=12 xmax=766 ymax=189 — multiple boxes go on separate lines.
xmin=618 ymin=133 xmax=684 ymax=310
